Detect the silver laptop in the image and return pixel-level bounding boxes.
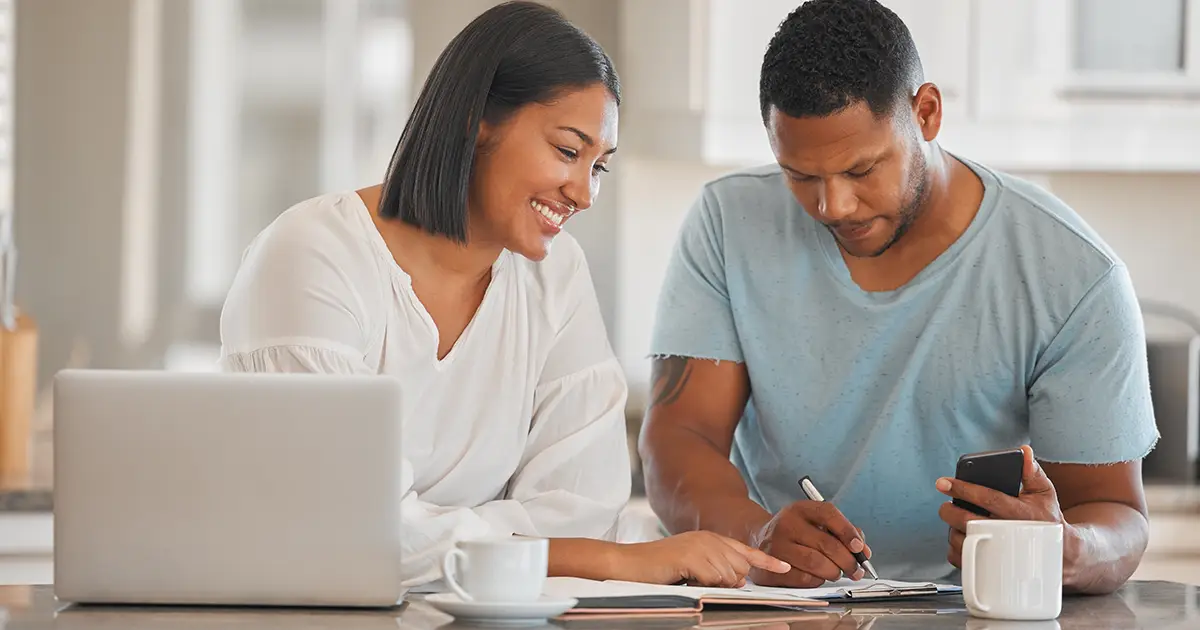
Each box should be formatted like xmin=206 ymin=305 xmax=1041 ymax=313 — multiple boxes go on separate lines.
xmin=52 ymin=369 xmax=405 ymax=608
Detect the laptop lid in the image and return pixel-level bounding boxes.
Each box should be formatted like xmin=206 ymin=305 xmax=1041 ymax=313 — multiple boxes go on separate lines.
xmin=52 ymin=369 xmax=404 ymax=607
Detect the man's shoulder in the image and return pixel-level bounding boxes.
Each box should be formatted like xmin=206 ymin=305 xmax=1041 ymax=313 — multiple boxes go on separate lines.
xmin=689 ymin=164 xmax=802 ymax=242
xmin=700 ymin=163 xmax=790 ymax=206
xmin=982 ymin=164 xmax=1123 ymax=270
xmin=965 ymin=161 xmax=1133 ymax=325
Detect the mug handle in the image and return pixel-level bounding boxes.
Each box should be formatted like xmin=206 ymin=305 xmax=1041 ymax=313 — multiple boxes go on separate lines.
xmin=962 ymin=532 xmax=992 ymax=613
xmin=441 ymin=548 xmax=473 ymax=602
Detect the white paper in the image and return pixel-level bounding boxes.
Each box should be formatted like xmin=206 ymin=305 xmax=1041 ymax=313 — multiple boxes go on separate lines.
xmin=543 ymin=577 xmax=957 ymax=602
xmin=750 ymin=578 xmax=958 ymax=600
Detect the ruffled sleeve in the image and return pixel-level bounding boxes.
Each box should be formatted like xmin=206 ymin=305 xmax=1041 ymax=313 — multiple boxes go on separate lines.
xmin=217 ymin=211 xmax=506 ymax=587
xmin=218 ymin=210 xmax=632 ymax=587
xmin=493 ymin=252 xmax=633 ymax=541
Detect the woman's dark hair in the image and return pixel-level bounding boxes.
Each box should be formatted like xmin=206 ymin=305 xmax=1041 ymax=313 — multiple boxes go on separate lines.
xmin=378 ymin=1 xmax=620 ymax=243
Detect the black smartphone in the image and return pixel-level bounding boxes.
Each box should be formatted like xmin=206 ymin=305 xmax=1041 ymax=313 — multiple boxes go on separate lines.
xmin=953 ymin=448 xmax=1024 ymax=517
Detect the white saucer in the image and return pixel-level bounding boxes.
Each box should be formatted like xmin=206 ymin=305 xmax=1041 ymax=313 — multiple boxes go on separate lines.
xmin=424 ymin=593 xmax=579 ymax=627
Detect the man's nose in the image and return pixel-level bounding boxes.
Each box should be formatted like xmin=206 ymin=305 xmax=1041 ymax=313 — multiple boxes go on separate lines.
xmin=816 ymin=178 xmax=857 ymax=221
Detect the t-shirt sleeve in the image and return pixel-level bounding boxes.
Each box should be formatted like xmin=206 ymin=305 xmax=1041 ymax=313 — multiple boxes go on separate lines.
xmin=648 ymin=187 xmax=744 ymax=363
xmin=1027 ymin=264 xmax=1160 ymax=463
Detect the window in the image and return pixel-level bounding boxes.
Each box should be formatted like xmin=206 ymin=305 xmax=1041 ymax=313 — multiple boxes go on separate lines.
xmin=1074 ymin=0 xmax=1187 ymax=73
xmin=175 ymin=0 xmax=412 ymax=364
xmin=1067 ymin=0 xmax=1200 ymax=94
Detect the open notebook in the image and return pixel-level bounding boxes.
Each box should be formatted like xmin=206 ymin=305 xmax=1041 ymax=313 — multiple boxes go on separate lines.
xmin=544 ymin=577 xmax=962 ymax=618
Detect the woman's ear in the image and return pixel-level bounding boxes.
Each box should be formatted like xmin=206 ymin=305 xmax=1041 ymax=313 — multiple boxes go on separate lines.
xmin=476 ymin=120 xmax=493 ymax=145
xmin=475 ymin=119 xmax=501 ymax=154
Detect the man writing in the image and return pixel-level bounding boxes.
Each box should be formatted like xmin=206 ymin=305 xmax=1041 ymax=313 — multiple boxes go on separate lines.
xmin=639 ymin=0 xmax=1158 ymax=595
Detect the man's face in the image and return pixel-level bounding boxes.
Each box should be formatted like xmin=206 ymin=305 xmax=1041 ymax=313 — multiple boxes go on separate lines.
xmin=767 ymin=102 xmax=929 ymax=258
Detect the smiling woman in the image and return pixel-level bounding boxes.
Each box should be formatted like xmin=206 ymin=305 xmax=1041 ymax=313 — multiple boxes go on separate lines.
xmin=377 ymin=1 xmax=620 ymax=262
xmin=216 ymin=0 xmax=785 ymax=592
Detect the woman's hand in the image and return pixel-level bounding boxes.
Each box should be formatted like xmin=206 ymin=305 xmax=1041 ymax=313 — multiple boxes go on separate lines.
xmin=610 ymin=531 xmax=791 ymax=587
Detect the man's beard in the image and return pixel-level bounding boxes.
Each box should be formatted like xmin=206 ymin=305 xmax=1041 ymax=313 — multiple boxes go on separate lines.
xmin=838 ymin=147 xmax=931 ymax=259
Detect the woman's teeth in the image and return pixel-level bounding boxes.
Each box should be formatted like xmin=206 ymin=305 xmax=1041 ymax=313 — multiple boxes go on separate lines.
xmin=531 ymin=200 xmax=565 ymax=227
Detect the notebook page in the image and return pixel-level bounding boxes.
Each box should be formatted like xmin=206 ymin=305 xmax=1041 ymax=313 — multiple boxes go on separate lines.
xmin=544 ymin=577 xmax=685 ymax=599
xmin=544 ymin=577 xmax=956 ymax=601
xmin=544 ymin=578 xmax=816 ymax=601
xmin=748 ymin=578 xmax=955 ymax=599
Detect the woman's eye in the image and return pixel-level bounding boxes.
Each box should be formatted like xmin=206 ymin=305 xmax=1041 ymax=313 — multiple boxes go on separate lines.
xmin=593 ymin=164 xmax=610 ymax=174
xmin=557 ymin=147 xmax=578 ymax=160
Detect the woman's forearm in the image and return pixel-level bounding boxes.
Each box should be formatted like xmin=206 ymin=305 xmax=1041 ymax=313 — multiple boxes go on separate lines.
xmin=546 ymin=532 xmax=790 ymax=587
xmin=547 ymin=538 xmax=621 ymax=580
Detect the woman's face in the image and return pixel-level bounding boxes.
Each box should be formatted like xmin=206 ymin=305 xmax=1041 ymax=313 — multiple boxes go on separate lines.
xmin=468 ymin=83 xmax=618 ymax=261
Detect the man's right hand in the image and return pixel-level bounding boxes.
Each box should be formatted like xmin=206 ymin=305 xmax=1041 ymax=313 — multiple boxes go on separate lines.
xmin=641 ymin=356 xmax=871 ymax=589
xmin=749 ymin=500 xmax=872 ymax=588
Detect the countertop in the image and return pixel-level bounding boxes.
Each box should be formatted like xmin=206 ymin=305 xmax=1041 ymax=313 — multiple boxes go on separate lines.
xmin=0 ymin=581 xmax=1196 ymax=629
xmin=0 ymin=488 xmax=51 ymax=512
xmin=1 ymin=483 xmax=1196 ymax=515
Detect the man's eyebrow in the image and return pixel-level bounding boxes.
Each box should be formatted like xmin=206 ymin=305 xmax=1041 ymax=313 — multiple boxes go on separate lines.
xmin=780 ymin=156 xmax=882 ymax=177
xmin=845 ymin=156 xmax=880 ymax=171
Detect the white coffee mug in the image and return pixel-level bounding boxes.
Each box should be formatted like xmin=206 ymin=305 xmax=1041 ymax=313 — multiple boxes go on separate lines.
xmin=963 ymin=520 xmax=1063 ymax=620
xmin=441 ymin=537 xmax=549 ymax=603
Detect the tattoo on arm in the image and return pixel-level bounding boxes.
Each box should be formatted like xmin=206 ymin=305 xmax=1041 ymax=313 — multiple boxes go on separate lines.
xmin=650 ymin=356 xmax=693 ymax=408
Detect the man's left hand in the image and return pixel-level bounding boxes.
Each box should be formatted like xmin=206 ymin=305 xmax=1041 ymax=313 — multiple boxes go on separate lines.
xmin=937 ymin=445 xmax=1073 ymax=569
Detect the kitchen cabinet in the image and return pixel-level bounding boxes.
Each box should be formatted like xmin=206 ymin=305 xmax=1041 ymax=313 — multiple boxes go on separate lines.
xmin=618 ymin=0 xmax=969 ymax=166
xmin=620 ymin=0 xmax=1200 ymax=171
xmin=0 ymin=513 xmax=52 ymax=586
xmin=951 ymin=0 xmax=1200 ymax=172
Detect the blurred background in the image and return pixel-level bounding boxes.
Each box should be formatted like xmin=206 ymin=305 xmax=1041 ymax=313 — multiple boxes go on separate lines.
xmin=2 ymin=0 xmax=1199 ymax=582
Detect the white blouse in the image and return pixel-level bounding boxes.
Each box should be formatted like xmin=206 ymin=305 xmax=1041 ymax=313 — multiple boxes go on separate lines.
xmin=218 ymin=192 xmax=632 ymax=588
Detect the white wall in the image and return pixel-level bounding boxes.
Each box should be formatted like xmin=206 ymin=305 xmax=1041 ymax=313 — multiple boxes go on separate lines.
xmin=615 ymin=157 xmax=736 ymax=409
xmin=15 ymin=0 xmax=134 ymax=389
xmin=1044 ymin=173 xmax=1200 ymax=340
xmin=15 ymin=0 xmax=1197 ymax=417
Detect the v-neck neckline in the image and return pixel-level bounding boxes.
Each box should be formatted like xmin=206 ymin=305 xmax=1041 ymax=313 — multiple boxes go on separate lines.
xmin=347 ymin=191 xmax=511 ymax=370
xmin=815 ymin=154 xmax=1001 ymax=306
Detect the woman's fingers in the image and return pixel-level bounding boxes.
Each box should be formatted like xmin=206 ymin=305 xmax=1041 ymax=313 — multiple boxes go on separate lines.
xmin=717 ymin=535 xmax=792 ymax=574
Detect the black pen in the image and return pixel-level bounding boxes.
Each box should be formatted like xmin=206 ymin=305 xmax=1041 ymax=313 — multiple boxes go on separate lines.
xmin=798 ymin=476 xmax=879 ymax=580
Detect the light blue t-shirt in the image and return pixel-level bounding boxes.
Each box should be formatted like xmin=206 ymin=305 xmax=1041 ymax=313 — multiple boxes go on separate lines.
xmin=648 ymin=157 xmax=1159 ymax=582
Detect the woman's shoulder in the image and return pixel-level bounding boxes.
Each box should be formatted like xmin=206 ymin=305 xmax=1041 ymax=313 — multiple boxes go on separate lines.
xmin=248 ymin=191 xmax=380 ymax=258
xmin=221 ymin=191 xmax=388 ymax=355
xmin=228 ymin=191 xmax=388 ymax=311
xmin=235 ymin=191 xmax=395 ymax=290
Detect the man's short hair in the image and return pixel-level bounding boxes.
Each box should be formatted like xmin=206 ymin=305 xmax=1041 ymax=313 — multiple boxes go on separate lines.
xmin=759 ymin=0 xmax=923 ymax=122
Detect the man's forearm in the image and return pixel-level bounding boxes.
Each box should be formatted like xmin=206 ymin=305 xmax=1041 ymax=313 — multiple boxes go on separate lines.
xmin=641 ymin=426 xmax=773 ymax=546
xmin=1062 ymin=502 xmax=1149 ymax=595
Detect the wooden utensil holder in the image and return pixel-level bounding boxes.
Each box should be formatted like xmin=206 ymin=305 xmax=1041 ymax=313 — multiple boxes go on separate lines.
xmin=0 ymin=312 xmax=36 ymax=489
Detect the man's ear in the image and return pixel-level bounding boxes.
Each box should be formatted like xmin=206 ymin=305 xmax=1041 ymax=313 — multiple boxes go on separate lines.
xmin=911 ymin=82 xmax=943 ymax=142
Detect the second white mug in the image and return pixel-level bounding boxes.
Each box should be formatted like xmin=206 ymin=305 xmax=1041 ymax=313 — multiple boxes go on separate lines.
xmin=963 ymin=519 xmax=1063 ymax=620
xmin=441 ymin=537 xmax=549 ymax=603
